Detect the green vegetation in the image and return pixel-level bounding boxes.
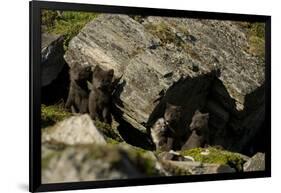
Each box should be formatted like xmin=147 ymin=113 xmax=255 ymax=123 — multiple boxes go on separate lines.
xmin=42 ymin=10 xmax=98 ymax=49
xmin=125 ymin=146 xmax=158 ymax=176
xmin=41 ymin=104 xmax=71 ymax=128
xmin=237 ymin=22 xmax=265 ymax=59
xmin=247 ymin=22 xmax=265 ymax=59
xmin=145 ymin=21 xmax=180 ymax=45
xmin=106 ymin=138 xmax=121 ymax=145
xmin=145 ymin=22 xmax=201 ymax=61
xmin=94 ymin=120 xmax=123 ymax=142
xmin=180 ymin=147 xmax=246 ymax=171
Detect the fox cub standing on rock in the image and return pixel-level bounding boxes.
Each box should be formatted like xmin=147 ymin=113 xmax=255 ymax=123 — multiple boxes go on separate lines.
xmin=151 ymin=103 xmax=183 ymax=151
xmin=65 ymin=65 xmax=92 ymax=113
xmin=181 ymin=110 xmax=209 ymax=150
xmin=88 ymin=65 xmax=114 ymax=124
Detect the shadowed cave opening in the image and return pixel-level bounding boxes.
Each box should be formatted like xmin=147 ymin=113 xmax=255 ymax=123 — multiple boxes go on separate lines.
xmin=114 ymin=71 xmax=265 ymax=156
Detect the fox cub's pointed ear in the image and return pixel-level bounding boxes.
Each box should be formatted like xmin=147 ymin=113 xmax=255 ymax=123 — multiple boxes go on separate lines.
xmin=203 ymin=113 xmax=209 ymax=118
xmin=94 ymin=65 xmax=102 ymax=73
xmin=108 ymin=69 xmax=114 ymax=78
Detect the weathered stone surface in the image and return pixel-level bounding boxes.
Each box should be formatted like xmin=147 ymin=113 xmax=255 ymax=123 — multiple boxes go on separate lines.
xmin=42 ymin=114 xmax=106 ymax=145
xmin=42 ymin=143 xmax=161 ymax=183
xmin=161 ymin=160 xmax=235 ymax=175
xmin=64 ymin=14 xmax=265 ymax=152
xmin=243 ymin=152 xmax=265 ymax=172
xmin=41 ymin=33 xmax=65 ymax=87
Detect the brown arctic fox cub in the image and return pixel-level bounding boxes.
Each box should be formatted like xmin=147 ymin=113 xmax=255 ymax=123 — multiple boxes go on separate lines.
xmin=65 ymin=65 xmax=92 ymax=113
xmin=181 ymin=110 xmax=209 ymax=150
xmin=88 ymin=65 xmax=114 ymax=124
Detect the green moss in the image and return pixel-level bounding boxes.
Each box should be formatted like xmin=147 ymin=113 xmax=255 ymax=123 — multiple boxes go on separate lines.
xmin=41 ymin=10 xmax=98 ymax=50
xmin=94 ymin=120 xmax=123 ymax=142
xmin=239 ymin=22 xmax=265 ymax=59
xmin=247 ymin=23 xmax=265 ymax=59
xmin=41 ymin=104 xmax=71 ymax=128
xmin=106 ymin=138 xmax=121 ymax=145
xmin=145 ymin=22 xmax=202 ymax=61
xmin=180 ymin=147 xmax=246 ymax=171
xmin=124 ymin=145 xmax=158 ymax=176
xmin=248 ymin=22 xmax=265 ymax=39
xmin=145 ymin=22 xmax=178 ymax=45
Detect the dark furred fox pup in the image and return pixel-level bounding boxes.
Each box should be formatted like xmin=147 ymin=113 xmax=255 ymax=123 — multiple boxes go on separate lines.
xmin=164 ymin=103 xmax=182 ymax=132
xmin=164 ymin=103 xmax=183 ymax=149
xmin=88 ymin=65 xmax=114 ymax=124
xmin=65 ymin=65 xmax=92 ymax=113
xmin=181 ymin=110 xmax=209 ymax=150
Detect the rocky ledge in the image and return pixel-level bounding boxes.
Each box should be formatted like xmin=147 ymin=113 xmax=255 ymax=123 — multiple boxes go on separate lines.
xmin=64 ymin=14 xmax=265 ymax=153
xmin=42 ymin=115 xmax=265 ymax=183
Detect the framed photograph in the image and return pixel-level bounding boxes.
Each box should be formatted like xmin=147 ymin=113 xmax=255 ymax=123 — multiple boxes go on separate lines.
xmin=30 ymin=0 xmax=271 ymax=192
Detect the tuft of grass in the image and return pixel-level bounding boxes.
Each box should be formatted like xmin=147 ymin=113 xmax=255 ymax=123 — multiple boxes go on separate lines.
xmin=41 ymin=10 xmax=98 ymax=49
xmin=41 ymin=104 xmax=71 ymax=128
xmin=180 ymin=147 xmax=246 ymax=172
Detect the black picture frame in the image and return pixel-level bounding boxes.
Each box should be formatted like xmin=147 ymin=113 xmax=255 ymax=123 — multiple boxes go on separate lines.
xmin=29 ymin=0 xmax=271 ymax=192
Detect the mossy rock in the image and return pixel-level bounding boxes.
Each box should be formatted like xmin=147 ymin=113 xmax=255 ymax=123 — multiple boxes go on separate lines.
xmin=239 ymin=22 xmax=265 ymax=59
xmin=145 ymin=22 xmax=179 ymax=46
xmin=119 ymin=144 xmax=159 ymax=176
xmin=180 ymin=147 xmax=246 ymax=171
xmin=41 ymin=104 xmax=71 ymax=128
xmin=94 ymin=120 xmax=123 ymax=143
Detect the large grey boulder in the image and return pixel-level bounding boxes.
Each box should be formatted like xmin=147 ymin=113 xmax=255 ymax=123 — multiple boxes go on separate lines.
xmin=42 ymin=114 xmax=106 ymax=145
xmin=41 ymin=33 xmax=65 ymax=87
xmin=64 ymin=14 xmax=265 ymax=152
xmin=243 ymin=152 xmax=265 ymax=172
xmin=41 ymin=143 xmax=162 ymax=183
